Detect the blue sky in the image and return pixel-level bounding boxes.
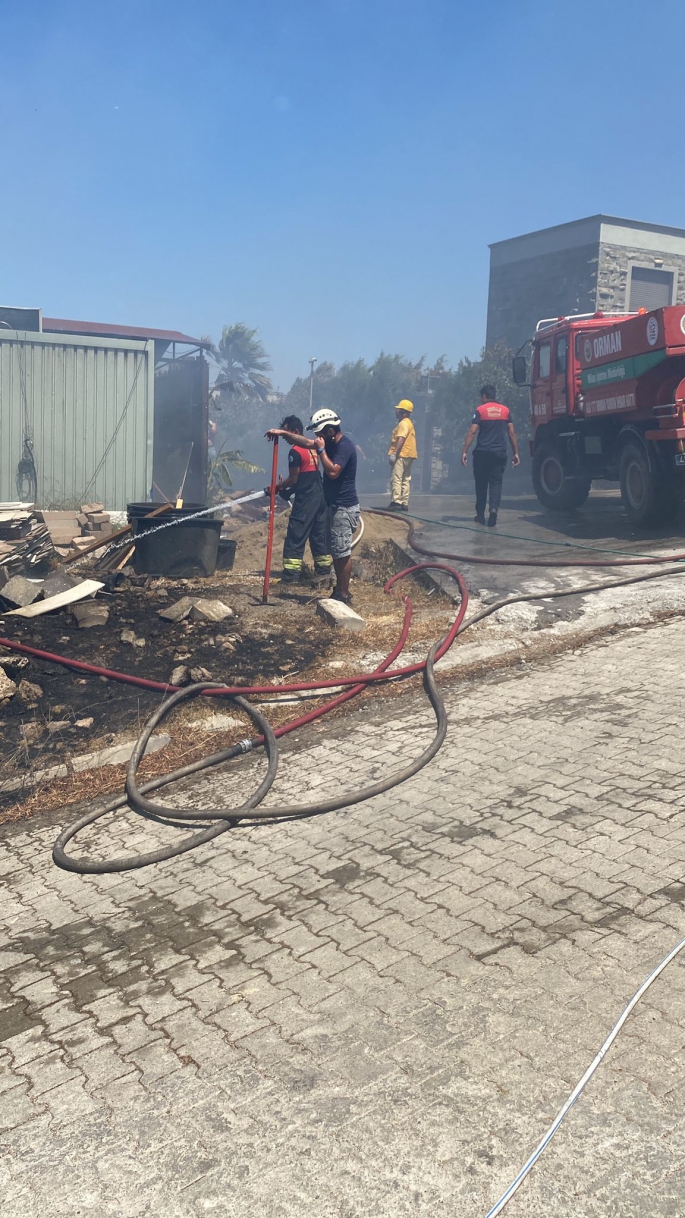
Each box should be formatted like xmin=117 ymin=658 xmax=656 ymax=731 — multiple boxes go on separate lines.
xmin=1 ymin=0 xmax=683 ymax=388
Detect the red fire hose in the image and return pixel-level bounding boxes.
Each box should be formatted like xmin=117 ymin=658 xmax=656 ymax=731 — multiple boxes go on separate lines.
xmin=0 ymin=563 xmax=467 ymax=699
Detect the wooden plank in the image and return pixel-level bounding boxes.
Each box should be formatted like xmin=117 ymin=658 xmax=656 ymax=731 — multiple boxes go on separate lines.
xmin=6 ymin=579 xmax=104 ymax=618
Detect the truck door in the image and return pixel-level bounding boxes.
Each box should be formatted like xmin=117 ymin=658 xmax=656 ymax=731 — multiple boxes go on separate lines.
xmin=531 ymin=338 xmax=552 ymax=422
xmin=551 ymin=333 xmax=568 ymax=415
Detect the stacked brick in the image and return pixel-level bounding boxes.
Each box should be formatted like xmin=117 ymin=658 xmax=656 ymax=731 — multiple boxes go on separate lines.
xmin=38 ymin=503 xmax=114 ymax=558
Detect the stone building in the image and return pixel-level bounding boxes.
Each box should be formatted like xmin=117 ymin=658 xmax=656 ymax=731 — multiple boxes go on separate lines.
xmin=486 ymin=215 xmax=685 ymax=353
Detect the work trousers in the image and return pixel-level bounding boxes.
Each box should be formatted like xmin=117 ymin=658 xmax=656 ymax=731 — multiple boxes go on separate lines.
xmin=390 ymin=455 xmax=415 ymax=507
xmin=282 ymin=487 xmax=332 ymax=574
xmin=473 ymin=450 xmax=507 ymax=517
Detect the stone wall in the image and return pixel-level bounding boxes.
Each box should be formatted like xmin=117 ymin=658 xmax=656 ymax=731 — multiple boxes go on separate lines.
xmin=486 ymin=244 xmax=599 ymax=351
xmin=596 ymin=243 xmax=685 ymax=312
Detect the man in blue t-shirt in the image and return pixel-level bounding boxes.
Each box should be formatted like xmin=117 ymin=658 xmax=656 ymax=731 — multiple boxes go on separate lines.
xmin=267 ymin=408 xmax=359 ymax=603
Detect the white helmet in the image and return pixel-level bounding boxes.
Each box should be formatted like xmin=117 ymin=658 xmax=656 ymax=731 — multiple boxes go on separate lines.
xmin=308 ymin=408 xmax=341 ymax=434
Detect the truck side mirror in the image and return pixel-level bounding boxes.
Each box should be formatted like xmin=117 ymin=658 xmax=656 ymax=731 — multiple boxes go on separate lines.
xmin=512 ymin=356 xmax=528 ymax=386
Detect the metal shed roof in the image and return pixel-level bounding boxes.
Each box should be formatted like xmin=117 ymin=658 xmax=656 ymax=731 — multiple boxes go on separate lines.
xmin=42 ymin=316 xmax=208 ymax=347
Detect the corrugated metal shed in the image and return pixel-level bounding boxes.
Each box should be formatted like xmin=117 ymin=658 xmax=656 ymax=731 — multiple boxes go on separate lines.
xmin=0 ymin=330 xmax=154 ymax=509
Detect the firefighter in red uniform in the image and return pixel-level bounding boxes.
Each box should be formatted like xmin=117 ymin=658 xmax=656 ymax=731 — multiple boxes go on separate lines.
xmin=265 ymin=414 xmax=332 ymax=583
xmin=461 ymin=385 xmax=520 ymax=527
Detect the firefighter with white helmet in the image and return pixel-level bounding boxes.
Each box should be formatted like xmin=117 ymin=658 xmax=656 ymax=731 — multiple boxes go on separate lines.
xmin=266 ymin=408 xmax=359 ymax=604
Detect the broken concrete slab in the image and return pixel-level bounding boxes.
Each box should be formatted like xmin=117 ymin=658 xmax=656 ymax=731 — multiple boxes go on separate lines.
xmin=0 ymin=669 xmax=16 ymax=701
xmin=72 ymin=602 xmax=110 ymax=629
xmin=188 ymin=599 xmax=234 ymax=623
xmin=170 ymin=665 xmax=190 ymax=686
xmin=316 ymin=597 xmax=366 ymax=632
xmin=46 ymin=720 xmax=70 ymax=735
xmin=159 ymin=596 xmax=234 ymax=624
xmin=0 ymin=575 xmax=42 ymax=608
xmin=158 ymin=596 xmax=197 ymax=623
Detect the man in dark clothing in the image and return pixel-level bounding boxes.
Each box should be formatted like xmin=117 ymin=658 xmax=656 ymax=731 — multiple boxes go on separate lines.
xmin=265 ymin=414 xmax=332 ymax=584
xmin=267 ymin=408 xmax=359 ymax=603
xmin=461 ymin=384 xmax=520 ymax=527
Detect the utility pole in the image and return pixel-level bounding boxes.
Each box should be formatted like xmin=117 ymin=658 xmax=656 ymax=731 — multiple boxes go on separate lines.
xmin=308 ymin=357 xmax=317 ymax=416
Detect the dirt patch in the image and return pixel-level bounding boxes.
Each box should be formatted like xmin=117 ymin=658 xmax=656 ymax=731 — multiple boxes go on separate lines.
xmin=225 ymin=505 xmax=409 ymax=575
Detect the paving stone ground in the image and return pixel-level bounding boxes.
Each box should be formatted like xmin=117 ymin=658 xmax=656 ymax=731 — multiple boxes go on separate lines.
xmin=1 ymin=619 xmax=684 ymax=1217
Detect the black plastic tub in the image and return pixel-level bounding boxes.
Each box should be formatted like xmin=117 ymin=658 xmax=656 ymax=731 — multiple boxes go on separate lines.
xmin=127 ymin=503 xmax=222 ymax=577
xmin=217 ymin=537 xmax=237 ymax=571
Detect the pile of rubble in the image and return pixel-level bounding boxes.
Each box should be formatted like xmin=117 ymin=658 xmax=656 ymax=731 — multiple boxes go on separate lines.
xmin=0 ymin=501 xmax=115 ymax=579
xmin=0 ymin=504 xmax=55 ymax=579
xmin=39 ymin=503 xmax=114 ymax=557
xmin=0 ymin=569 xmax=103 ymax=620
xmin=0 ymin=576 xmax=237 ymax=710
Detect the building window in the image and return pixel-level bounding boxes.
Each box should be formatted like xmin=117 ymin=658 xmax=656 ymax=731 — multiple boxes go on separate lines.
xmin=628 ymin=265 xmax=675 ymax=311
xmin=538 ymin=342 xmax=551 ymax=379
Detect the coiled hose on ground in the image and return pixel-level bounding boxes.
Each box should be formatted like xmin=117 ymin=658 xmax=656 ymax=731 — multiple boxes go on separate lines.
xmin=51 ymin=562 xmax=468 ymax=873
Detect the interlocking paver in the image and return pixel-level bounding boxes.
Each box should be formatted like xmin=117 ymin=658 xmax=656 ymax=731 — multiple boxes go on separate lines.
xmin=1 ymin=620 xmax=685 ymax=1216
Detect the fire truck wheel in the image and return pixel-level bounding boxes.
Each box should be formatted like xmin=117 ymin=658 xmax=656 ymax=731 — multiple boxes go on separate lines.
xmin=532 ymin=443 xmax=591 ymax=511
xmin=619 ymin=442 xmax=678 ymax=528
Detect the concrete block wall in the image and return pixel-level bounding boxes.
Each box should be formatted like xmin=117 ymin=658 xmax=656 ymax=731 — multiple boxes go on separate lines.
xmin=596 ymin=243 xmax=685 ymax=312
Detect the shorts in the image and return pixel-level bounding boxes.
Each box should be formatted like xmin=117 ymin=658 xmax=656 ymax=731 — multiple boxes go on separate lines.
xmin=328 ymin=503 xmax=360 ymax=559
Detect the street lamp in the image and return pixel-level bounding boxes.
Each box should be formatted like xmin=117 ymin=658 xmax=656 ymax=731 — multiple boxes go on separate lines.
xmin=309 ymin=357 xmax=317 ymax=415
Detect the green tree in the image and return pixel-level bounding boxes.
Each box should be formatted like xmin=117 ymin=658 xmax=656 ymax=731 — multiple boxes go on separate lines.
xmin=279 ymin=352 xmax=435 ymax=486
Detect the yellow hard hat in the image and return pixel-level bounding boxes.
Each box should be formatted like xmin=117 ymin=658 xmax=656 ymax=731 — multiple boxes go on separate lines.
xmin=396 ymin=399 xmax=414 ymax=412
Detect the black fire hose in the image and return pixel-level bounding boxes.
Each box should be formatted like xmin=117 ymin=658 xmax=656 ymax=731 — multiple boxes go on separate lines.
xmin=52 ymin=642 xmax=447 ymax=873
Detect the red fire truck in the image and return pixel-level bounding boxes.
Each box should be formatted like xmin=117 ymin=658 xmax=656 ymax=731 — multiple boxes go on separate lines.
xmin=513 ymin=306 xmax=685 ymax=526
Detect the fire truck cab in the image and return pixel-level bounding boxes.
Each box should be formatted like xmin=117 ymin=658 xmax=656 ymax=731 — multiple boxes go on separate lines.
xmin=513 ymin=307 xmax=685 ymax=527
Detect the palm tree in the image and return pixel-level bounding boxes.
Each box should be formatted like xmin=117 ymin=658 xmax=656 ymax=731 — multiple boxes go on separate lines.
xmin=207 ymin=440 xmax=264 ymax=503
xmin=208 ymin=323 xmax=273 ymax=404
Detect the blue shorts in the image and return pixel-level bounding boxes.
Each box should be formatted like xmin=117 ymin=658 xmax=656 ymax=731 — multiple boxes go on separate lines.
xmin=328 ymin=504 xmax=360 ymax=559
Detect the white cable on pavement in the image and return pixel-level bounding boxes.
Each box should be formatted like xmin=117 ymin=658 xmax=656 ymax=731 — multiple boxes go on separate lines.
xmin=484 ymin=933 xmax=685 ymax=1217
xmin=350 ymin=514 xmax=364 ymax=549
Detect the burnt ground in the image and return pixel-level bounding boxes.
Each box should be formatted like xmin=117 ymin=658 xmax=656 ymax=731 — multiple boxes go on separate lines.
xmin=0 ymin=577 xmax=323 ymax=795
xmin=0 ymin=526 xmax=451 ymax=821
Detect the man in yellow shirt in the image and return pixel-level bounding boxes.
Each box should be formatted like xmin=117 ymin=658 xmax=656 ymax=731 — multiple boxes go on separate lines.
xmin=387 ymin=399 xmax=418 ymax=512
